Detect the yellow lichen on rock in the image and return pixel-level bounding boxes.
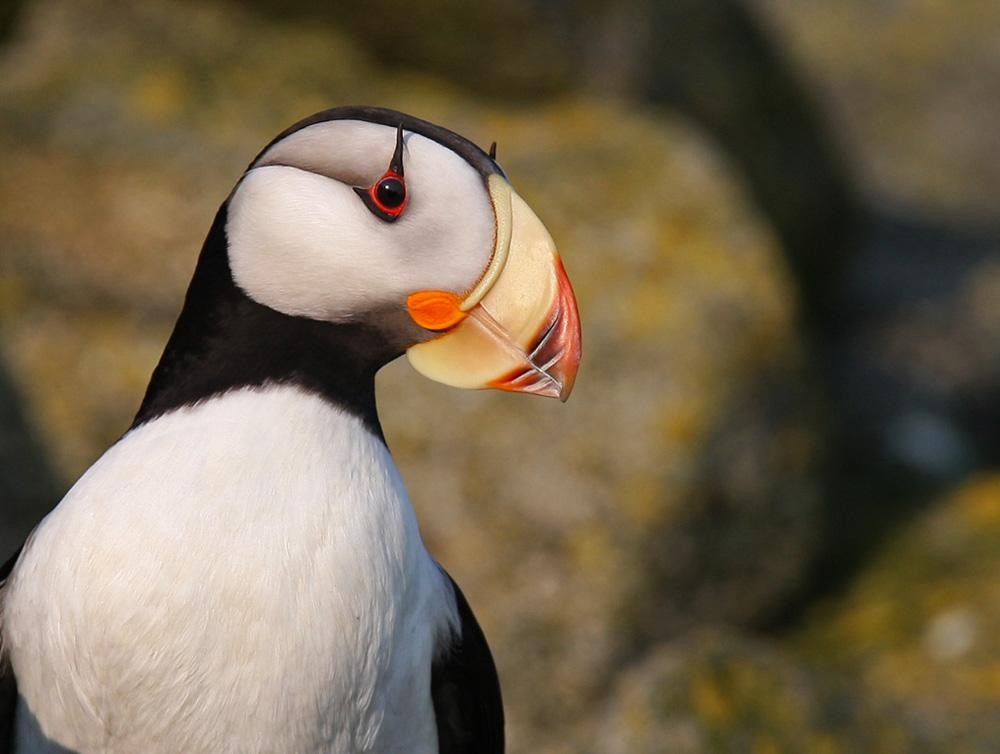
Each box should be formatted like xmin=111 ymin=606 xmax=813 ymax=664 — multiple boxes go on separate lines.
xmin=795 ymin=474 xmax=1000 ymax=751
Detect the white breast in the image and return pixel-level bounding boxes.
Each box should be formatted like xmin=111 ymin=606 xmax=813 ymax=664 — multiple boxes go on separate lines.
xmin=3 ymin=385 xmax=457 ymax=754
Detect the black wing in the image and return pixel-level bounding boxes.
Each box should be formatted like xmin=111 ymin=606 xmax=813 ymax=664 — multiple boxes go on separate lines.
xmin=0 ymin=547 xmax=23 ymax=754
xmin=431 ymin=570 xmax=504 ymax=754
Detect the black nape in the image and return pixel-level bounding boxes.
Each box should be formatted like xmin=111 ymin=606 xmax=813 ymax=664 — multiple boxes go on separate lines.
xmin=133 ymin=204 xmax=397 ymax=439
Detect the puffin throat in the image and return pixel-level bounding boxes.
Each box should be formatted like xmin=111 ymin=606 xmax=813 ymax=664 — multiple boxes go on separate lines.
xmin=134 ymin=204 xmax=396 ymax=438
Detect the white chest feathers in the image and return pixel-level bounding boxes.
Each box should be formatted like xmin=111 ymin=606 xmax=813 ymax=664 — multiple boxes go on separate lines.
xmin=3 ymin=386 xmax=458 ymax=754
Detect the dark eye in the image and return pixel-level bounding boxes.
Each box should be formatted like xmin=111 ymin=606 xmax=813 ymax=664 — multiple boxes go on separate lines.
xmin=376 ymin=177 xmax=405 ymax=209
xmin=354 ymin=170 xmax=408 ymax=222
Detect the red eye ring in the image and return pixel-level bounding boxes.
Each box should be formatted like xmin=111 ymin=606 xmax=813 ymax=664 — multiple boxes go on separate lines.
xmin=354 ymin=170 xmax=408 ymax=222
xmin=371 ymin=171 xmax=407 ymax=214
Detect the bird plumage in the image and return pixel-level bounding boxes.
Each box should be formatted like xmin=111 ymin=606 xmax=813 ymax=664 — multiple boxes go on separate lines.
xmin=0 ymin=106 xmax=576 ymax=753
xmin=4 ymin=386 xmax=466 ymax=753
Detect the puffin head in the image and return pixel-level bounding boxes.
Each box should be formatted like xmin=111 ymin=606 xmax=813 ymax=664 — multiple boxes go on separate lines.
xmin=223 ymin=106 xmax=581 ymax=401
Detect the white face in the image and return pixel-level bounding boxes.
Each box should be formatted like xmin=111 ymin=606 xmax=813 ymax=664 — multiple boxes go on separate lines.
xmin=225 ymin=120 xmax=496 ymax=323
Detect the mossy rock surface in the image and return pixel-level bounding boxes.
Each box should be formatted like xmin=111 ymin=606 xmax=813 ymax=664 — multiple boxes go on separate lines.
xmin=756 ymin=0 xmax=1000 ymax=214
xmin=0 ymin=1 xmax=821 ymax=751
xmin=794 ymin=474 xmax=1000 ymax=753
xmin=599 ymin=629 xmax=926 ymax=754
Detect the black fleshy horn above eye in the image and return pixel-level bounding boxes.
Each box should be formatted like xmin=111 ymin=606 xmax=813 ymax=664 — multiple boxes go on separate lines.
xmin=488 ymin=141 xmax=497 ymax=160
xmin=390 ymin=123 xmax=405 ymax=176
xmin=354 ymin=124 xmax=409 ymax=222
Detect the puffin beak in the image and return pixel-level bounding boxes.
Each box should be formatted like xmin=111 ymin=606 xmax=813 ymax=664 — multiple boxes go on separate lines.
xmin=406 ymin=175 xmax=582 ymax=401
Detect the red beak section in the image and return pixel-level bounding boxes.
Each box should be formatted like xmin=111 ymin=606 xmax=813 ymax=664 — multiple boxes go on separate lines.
xmin=489 ymin=258 xmax=581 ymax=401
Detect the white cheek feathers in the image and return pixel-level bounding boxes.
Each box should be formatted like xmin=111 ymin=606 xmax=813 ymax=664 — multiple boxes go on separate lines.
xmin=224 ymin=123 xmax=496 ymax=324
xmin=227 ymin=165 xmax=387 ymax=322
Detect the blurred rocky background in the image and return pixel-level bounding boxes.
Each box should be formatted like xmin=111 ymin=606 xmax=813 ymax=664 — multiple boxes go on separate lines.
xmin=0 ymin=0 xmax=997 ymax=751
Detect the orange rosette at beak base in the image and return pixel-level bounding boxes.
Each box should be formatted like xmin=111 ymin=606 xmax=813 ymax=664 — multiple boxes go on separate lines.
xmin=406 ymin=175 xmax=582 ymax=401
xmin=405 ymin=290 xmax=467 ymax=331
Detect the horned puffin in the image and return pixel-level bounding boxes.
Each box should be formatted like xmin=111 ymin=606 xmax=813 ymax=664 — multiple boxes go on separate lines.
xmin=0 ymin=106 xmax=581 ymax=754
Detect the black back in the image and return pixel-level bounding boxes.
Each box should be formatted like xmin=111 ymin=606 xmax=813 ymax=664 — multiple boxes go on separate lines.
xmin=432 ymin=569 xmax=505 ymax=754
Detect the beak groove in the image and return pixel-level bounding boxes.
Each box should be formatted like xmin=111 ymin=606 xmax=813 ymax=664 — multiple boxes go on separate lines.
xmin=488 ymin=257 xmax=580 ymax=401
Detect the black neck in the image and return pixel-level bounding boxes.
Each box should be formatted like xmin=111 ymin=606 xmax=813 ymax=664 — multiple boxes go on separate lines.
xmin=133 ymin=205 xmax=395 ymax=439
